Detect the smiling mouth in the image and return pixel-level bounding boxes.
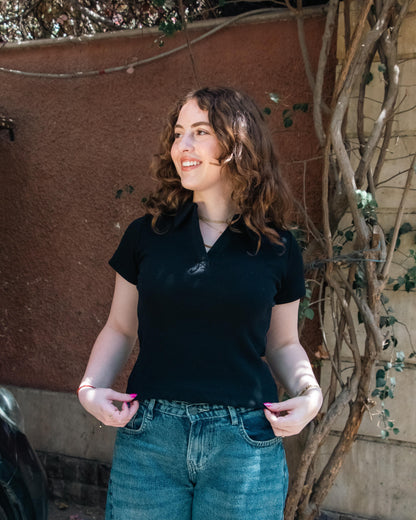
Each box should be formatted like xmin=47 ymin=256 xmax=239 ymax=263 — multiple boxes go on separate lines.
xmin=182 ymin=160 xmax=201 ymax=168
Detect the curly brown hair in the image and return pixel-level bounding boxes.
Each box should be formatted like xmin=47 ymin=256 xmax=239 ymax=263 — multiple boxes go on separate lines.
xmin=145 ymin=86 xmax=293 ymax=247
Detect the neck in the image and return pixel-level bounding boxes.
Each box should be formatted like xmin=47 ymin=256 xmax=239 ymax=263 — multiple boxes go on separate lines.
xmin=193 ymin=194 xmax=236 ymax=223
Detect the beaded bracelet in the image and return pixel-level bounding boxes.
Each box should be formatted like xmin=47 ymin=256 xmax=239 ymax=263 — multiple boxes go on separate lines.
xmin=76 ymin=384 xmax=96 ymax=396
xmin=296 ymin=383 xmax=321 ymax=397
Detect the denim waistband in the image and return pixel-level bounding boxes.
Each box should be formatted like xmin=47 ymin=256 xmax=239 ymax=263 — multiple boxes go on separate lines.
xmin=140 ymin=399 xmax=262 ymax=425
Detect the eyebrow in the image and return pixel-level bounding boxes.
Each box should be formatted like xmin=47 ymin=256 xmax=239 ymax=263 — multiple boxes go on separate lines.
xmin=174 ymin=122 xmax=212 ymax=129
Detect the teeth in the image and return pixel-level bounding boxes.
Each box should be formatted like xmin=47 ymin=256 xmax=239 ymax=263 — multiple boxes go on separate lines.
xmin=182 ymin=160 xmax=200 ymax=167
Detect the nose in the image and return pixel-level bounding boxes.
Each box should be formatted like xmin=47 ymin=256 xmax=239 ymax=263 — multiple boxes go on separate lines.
xmin=178 ymin=132 xmax=194 ymax=152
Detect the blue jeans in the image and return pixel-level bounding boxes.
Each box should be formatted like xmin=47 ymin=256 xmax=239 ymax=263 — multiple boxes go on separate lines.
xmin=105 ymin=399 xmax=288 ymax=520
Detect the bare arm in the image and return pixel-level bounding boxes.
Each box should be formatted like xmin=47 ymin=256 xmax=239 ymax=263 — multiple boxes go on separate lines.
xmin=78 ymin=273 xmax=140 ymax=426
xmin=264 ymin=300 xmax=323 ymax=437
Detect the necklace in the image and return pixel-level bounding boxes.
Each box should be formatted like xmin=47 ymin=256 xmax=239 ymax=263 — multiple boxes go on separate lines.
xmin=199 ymin=215 xmax=231 ymax=225
xmin=199 ymin=219 xmax=226 ymax=234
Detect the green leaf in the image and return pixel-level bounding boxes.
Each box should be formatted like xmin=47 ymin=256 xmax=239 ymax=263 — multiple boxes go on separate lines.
xmin=283 ymin=117 xmax=293 ymax=128
xmin=399 ymin=222 xmax=412 ymax=235
xmin=269 ymin=93 xmax=280 ymax=104
xmin=364 ymin=71 xmax=374 ymax=85
xmin=115 ymin=189 xmax=123 ymax=199
xmin=304 ymin=308 xmax=315 ymax=320
xmin=378 ymin=63 xmax=387 ymax=73
xmin=376 ymin=369 xmax=385 ymax=379
xmin=345 ymin=230 xmax=354 ymax=242
xmin=376 ymin=378 xmax=386 ymax=388
xmin=371 ymin=389 xmax=380 ymax=397
xmin=393 ymin=428 xmax=400 ymax=435
xmin=405 ymin=280 xmax=415 ymax=292
xmin=384 ymin=409 xmax=390 ymax=418
xmin=282 ymin=109 xmax=291 ymax=117
xmin=293 ymin=103 xmax=309 ymax=112
xmin=263 ymin=107 xmax=272 ymax=115
xmin=381 ymin=429 xmax=389 ymax=439
xmin=396 ymin=351 xmax=405 ymax=362
xmin=388 ymin=421 xmax=394 ymax=428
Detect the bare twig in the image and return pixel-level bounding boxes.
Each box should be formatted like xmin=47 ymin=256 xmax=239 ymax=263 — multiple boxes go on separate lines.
xmin=343 ymin=0 xmax=352 ymax=50
xmin=322 ymin=139 xmax=334 ymax=263
xmin=376 ymin=166 xmax=414 ymax=186
xmin=381 ymin=154 xmax=416 ymax=279
xmin=295 ymin=2 xmax=317 ymax=95
xmin=178 ymin=0 xmax=200 ymax=87
xmin=373 ymin=117 xmax=394 ymax=186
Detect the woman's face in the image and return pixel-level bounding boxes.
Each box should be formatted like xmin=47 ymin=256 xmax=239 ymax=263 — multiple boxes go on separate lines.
xmin=171 ymin=99 xmax=229 ymax=198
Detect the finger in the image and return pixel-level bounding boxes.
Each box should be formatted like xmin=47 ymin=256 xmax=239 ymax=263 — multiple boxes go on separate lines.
xmin=118 ymin=400 xmax=136 ymax=420
xmin=105 ymin=400 xmax=139 ymax=427
xmin=120 ymin=400 xmax=139 ymax=425
xmin=105 ymin=389 xmax=138 ymax=403
xmin=264 ymin=401 xmax=296 ymax=413
xmin=264 ymin=408 xmax=281 ymax=429
xmin=265 ymin=408 xmax=302 ymax=435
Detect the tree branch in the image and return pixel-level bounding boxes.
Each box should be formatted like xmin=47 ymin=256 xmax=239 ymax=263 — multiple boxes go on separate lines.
xmin=312 ymin=0 xmax=339 ymax=147
xmin=355 ymin=21 xmax=401 ymax=187
xmin=333 ymin=0 xmax=374 ymax=102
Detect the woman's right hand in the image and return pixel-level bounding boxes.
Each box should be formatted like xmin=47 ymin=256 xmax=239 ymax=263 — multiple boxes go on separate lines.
xmin=78 ymin=387 xmax=139 ymax=427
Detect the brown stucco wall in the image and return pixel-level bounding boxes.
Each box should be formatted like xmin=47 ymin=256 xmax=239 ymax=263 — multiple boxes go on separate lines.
xmin=0 ymin=12 xmax=335 ymax=392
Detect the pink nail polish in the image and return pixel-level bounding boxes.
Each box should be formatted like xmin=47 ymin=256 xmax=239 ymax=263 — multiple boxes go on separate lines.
xmin=263 ymin=402 xmax=272 ymax=407
xmin=130 ymin=394 xmax=137 ymax=399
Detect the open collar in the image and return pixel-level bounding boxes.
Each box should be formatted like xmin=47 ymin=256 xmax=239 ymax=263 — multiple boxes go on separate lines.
xmin=172 ymin=199 xmax=198 ymax=229
xmin=169 ymin=199 xmax=259 ymax=252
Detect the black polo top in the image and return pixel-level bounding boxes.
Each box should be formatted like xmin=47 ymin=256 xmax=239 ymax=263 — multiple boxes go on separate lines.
xmin=109 ymin=201 xmax=305 ymax=408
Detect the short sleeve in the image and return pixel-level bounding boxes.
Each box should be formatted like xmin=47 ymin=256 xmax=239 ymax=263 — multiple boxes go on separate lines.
xmin=274 ymin=231 xmax=306 ymax=305
xmin=108 ymin=219 xmax=143 ymax=285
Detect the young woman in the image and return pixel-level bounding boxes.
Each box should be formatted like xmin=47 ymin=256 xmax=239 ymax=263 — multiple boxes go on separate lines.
xmin=78 ymin=87 xmax=322 ymax=520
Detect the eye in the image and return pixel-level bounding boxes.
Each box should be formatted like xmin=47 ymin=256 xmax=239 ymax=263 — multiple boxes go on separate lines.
xmin=173 ymin=132 xmax=182 ymax=139
xmin=196 ymin=129 xmax=209 ymax=136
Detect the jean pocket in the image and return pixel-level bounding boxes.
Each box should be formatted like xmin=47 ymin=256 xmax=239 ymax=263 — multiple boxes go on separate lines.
xmin=238 ymin=410 xmax=282 ymax=447
xmin=120 ymin=403 xmax=148 ymax=436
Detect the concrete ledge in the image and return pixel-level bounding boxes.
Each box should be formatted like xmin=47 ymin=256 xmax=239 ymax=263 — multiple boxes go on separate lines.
xmin=320 ymin=511 xmax=378 ymax=520
xmin=6 ymin=386 xmax=116 ymax=463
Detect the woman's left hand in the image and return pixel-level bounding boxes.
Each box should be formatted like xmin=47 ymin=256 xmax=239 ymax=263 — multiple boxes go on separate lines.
xmin=263 ymin=390 xmax=322 ymax=437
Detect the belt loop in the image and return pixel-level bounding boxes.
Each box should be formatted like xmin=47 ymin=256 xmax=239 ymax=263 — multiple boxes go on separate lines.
xmin=146 ymin=399 xmax=156 ymax=420
xmin=227 ymin=406 xmax=238 ymax=426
